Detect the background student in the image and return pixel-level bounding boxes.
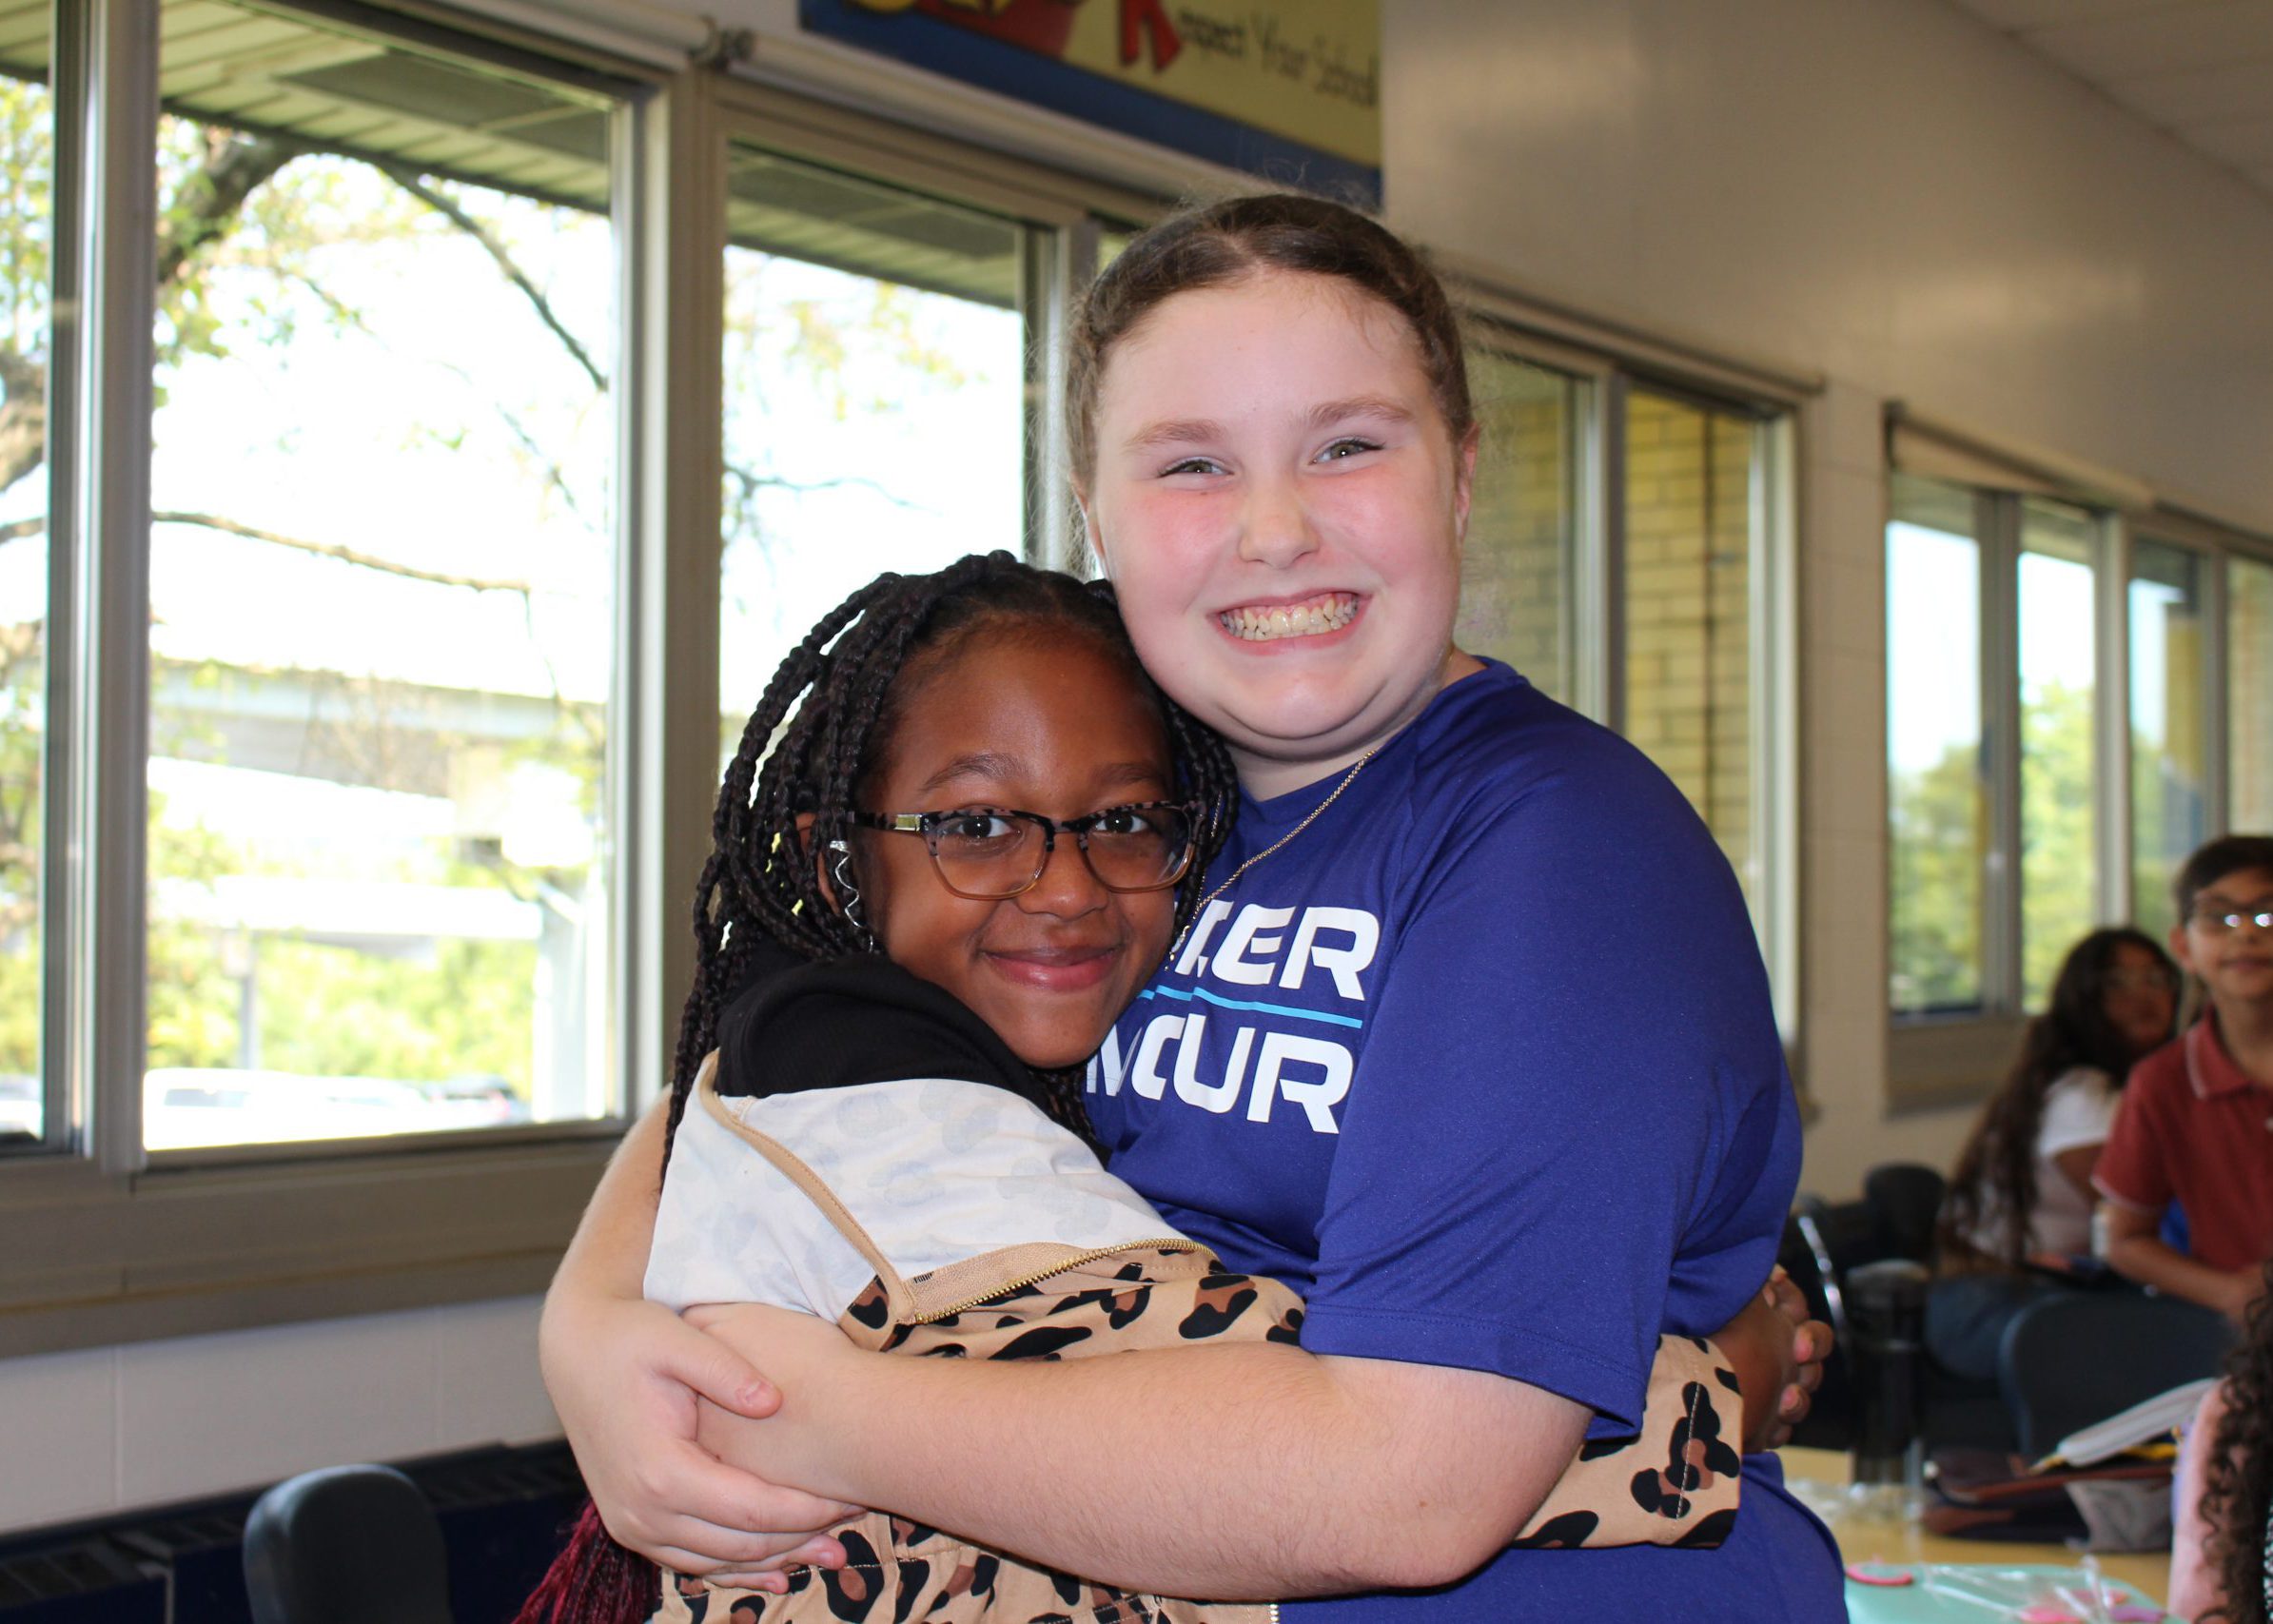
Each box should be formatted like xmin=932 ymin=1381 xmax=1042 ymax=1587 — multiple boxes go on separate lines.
xmin=2097 ymin=835 xmax=2273 ymax=1323
xmin=1928 ymin=928 xmax=2179 ymax=1381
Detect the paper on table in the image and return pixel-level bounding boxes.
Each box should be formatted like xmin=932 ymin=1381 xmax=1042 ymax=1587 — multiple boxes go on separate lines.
xmin=2038 ymin=1378 xmax=2216 ymax=1472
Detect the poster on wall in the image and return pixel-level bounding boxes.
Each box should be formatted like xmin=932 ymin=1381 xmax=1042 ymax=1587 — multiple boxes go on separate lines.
xmin=800 ymin=1 xmax=1381 ymax=205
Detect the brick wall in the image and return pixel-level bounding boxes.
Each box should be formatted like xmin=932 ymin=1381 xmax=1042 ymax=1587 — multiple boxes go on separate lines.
xmin=1623 ymin=391 xmax=1756 ymax=906
xmin=1458 ymin=352 xmax=1572 ymax=700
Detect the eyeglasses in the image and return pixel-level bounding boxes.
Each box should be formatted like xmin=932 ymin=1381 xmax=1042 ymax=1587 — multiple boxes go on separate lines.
xmin=2190 ymin=905 xmax=2273 ymax=934
xmin=851 ymin=801 xmax=1202 ymax=901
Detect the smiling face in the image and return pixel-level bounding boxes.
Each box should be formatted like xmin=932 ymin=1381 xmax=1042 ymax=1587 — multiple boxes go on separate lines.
xmin=2172 ymin=866 xmax=2273 ymax=1013
xmin=2099 ymin=941 xmax=2178 ymax=1056
xmin=1080 ymin=270 xmax=1478 ymax=798
xmin=849 ymin=624 xmax=1180 ymax=1070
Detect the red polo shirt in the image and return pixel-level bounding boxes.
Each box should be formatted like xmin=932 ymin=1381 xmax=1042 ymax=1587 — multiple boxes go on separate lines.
xmin=2095 ymin=1016 xmax=2273 ymax=1272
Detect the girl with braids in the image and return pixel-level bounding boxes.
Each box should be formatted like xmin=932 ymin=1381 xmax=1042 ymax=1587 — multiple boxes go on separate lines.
xmin=542 ymin=194 xmax=1841 ymax=1623
xmin=524 ymin=551 xmax=1776 ymax=1624
xmin=1926 ymin=929 xmax=2180 ymax=1382
xmin=2171 ymin=1255 xmax=2273 ymax=1623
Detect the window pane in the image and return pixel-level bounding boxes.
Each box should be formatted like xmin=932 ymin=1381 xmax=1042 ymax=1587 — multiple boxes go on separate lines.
xmin=1888 ymin=476 xmax=1986 ymax=1013
xmin=145 ymin=4 xmax=620 ymax=1149
xmin=1459 ymin=349 xmax=1576 ymax=703
xmin=1622 ymin=389 xmax=1758 ymax=911
xmin=2129 ymin=539 xmax=2207 ymax=937
xmin=2017 ymin=499 xmax=2097 ymax=1008
xmin=0 ymin=18 xmax=51 ymax=1145
xmin=718 ymin=147 xmax=1024 ymax=757
xmin=2235 ymin=554 xmax=2273 ymax=833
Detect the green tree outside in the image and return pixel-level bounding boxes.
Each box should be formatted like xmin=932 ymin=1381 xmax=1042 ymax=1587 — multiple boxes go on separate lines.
xmin=1890 ymin=679 xmax=2097 ymax=1014
xmin=0 ymin=63 xmax=983 ymax=1123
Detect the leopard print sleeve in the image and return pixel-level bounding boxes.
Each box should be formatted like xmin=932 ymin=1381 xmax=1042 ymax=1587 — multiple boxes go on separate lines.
xmin=1506 ymin=1334 xmax=1743 ymax=1550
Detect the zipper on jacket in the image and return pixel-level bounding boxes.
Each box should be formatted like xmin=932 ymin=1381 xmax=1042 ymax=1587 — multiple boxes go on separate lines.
xmin=911 ymin=1238 xmax=1206 ymax=1323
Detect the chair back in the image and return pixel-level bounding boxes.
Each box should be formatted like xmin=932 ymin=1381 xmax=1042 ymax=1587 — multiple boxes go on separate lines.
xmin=1863 ymin=1162 xmax=1948 ymax=1264
xmin=1998 ymin=1292 xmax=2235 ymax=1459
xmin=244 ymin=1463 xmax=454 ymax=1624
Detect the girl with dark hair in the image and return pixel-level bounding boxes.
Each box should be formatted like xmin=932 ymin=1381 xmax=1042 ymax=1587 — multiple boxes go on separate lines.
xmin=1941 ymin=928 xmax=2180 ymax=1270
xmin=521 ymin=551 xmax=1774 ymax=1624
xmin=2170 ymin=1256 xmax=2273 ymax=1623
xmin=541 ymin=194 xmax=1841 ymax=1622
xmin=1926 ymin=929 xmax=2179 ymax=1381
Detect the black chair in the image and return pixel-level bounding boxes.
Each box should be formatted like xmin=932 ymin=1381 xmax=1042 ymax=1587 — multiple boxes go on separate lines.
xmin=1786 ymin=1164 xmax=2012 ymax=1452
xmin=244 ymin=1463 xmax=454 ymax=1624
xmin=1998 ymin=1291 xmax=2236 ymax=1459
xmin=1863 ymin=1163 xmax=1948 ymax=1265
xmin=1781 ymin=1192 xmax=1880 ymax=1447
xmin=1788 ymin=1163 xmax=1951 ymax=1337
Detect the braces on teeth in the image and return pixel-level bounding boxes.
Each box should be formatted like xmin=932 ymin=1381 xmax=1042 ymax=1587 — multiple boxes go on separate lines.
xmin=1220 ymin=596 xmax=1357 ymax=641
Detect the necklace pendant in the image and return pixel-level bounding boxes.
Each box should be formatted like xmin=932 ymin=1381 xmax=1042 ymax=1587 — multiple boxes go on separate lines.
xmin=1168 ymin=744 xmax=1381 ymax=957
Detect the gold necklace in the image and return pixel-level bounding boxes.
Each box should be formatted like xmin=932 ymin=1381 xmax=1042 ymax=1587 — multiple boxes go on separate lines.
xmin=1171 ymin=745 xmax=1381 ymax=957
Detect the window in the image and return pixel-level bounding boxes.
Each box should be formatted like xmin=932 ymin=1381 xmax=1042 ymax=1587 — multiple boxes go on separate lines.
xmin=2128 ymin=538 xmax=2208 ymax=937
xmin=1459 ymin=349 xmax=1578 ymax=705
xmin=2232 ymin=555 xmax=2273 ymax=834
xmin=142 ymin=0 xmax=621 ymax=1149
xmin=0 ymin=8 xmax=49 ymax=1146
xmin=718 ymin=146 xmax=1026 ymax=753
xmin=1886 ymin=452 xmax=2273 ymax=1084
xmin=0 ymin=18 xmax=1152 ymax=1352
xmin=1887 ymin=479 xmax=2112 ymax=1026
xmin=1887 ymin=476 xmax=1987 ymax=1014
xmin=2016 ymin=499 xmax=2096 ymax=1007
xmin=1622 ymin=387 xmax=1766 ymax=919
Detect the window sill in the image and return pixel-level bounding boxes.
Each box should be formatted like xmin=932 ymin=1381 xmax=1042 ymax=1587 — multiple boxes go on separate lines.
xmin=0 ymin=1130 xmax=621 ymax=1358
xmin=1886 ymin=1011 xmax=2024 ymax=1116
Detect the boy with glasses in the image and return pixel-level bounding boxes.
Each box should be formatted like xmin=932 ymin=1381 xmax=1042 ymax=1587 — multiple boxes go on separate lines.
xmin=2096 ymin=835 xmax=2273 ymax=1322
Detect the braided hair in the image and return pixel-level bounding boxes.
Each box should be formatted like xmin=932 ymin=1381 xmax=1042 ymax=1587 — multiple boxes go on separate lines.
xmin=663 ymin=548 xmax=1236 ymax=1156
xmin=518 ymin=551 xmax=1236 ymax=1624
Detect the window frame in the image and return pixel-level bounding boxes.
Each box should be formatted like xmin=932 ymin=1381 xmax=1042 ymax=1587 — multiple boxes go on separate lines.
xmin=0 ymin=0 xmax=673 ymax=1356
xmin=1885 ymin=482 xmax=2116 ymax=1100
xmin=1455 ymin=331 xmax=1605 ymax=713
xmin=1884 ymin=469 xmax=2273 ymax=1107
xmin=0 ymin=6 xmax=1187 ymax=1358
xmin=703 ymin=77 xmax=1161 ymax=580
xmin=2136 ymin=509 xmax=2273 ymax=838
xmin=16 ymin=0 xmax=73 ymax=1161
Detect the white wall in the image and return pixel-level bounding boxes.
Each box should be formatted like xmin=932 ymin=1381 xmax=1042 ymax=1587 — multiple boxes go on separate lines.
xmin=6 ymin=0 xmax=2272 ymax=1539
xmin=0 ymin=1298 xmax=558 ymax=1535
xmin=1387 ymin=0 xmax=2273 ymax=533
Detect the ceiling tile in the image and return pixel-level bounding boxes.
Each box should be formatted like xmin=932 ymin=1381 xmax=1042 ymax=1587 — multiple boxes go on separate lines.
xmin=2019 ymin=1 xmax=2273 ymax=84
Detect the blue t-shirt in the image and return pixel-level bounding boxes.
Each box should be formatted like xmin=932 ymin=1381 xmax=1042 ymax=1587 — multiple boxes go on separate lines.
xmin=1087 ymin=662 xmax=1842 ymax=1621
